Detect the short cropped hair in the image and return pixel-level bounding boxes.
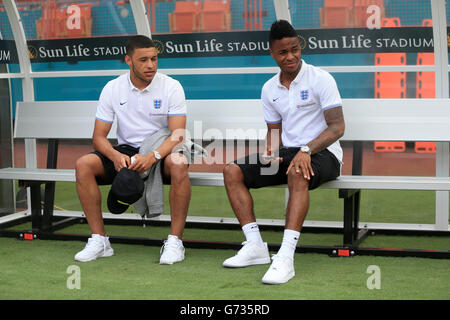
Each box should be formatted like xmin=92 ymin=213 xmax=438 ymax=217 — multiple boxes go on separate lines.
xmin=269 ymin=20 xmax=298 ymax=47
xmin=126 ymin=35 xmax=155 ymax=56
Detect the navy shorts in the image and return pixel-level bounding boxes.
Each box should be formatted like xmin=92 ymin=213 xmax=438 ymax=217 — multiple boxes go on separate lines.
xmin=234 ymin=147 xmax=341 ymax=190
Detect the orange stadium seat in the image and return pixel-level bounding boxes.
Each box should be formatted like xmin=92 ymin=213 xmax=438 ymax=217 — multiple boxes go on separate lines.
xmin=37 ymin=2 xmax=92 ymax=39
xmin=414 ymin=142 xmax=436 ymax=153
xmin=320 ymin=0 xmax=354 ymax=28
xmin=199 ymin=0 xmax=231 ymax=32
xmin=169 ymin=1 xmax=202 ymax=33
xmin=416 ymin=19 xmax=434 ymax=99
xmin=65 ymin=4 xmax=93 ymax=38
xmin=374 ymin=18 xmax=406 ymax=153
xmin=373 ymin=141 xmax=406 ymax=152
xmin=36 ymin=0 xmax=58 ymax=39
xmin=415 ymin=19 xmax=436 ymax=153
xmin=353 ymin=0 xmax=385 ymax=27
xmin=374 ymin=18 xmax=406 ymax=99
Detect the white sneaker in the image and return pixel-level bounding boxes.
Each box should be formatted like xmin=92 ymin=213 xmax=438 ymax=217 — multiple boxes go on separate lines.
xmin=74 ymin=234 xmax=114 ymax=262
xmin=160 ymin=235 xmax=185 ymax=265
xmin=261 ymin=254 xmax=295 ymax=285
xmin=223 ymin=241 xmax=271 ymax=268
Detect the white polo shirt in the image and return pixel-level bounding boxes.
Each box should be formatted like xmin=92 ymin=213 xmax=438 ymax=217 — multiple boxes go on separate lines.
xmin=261 ymin=60 xmax=343 ymax=163
xmin=96 ymin=72 xmax=187 ymax=148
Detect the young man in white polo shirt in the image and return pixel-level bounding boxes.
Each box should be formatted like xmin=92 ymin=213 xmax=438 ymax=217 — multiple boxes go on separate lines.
xmin=222 ymin=20 xmax=345 ymax=284
xmin=74 ymin=35 xmax=190 ymax=264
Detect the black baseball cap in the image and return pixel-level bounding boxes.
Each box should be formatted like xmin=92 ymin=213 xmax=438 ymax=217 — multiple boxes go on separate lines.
xmin=107 ymin=168 xmax=144 ymax=214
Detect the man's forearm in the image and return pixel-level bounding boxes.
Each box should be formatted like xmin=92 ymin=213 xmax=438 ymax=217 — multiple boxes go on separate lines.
xmin=308 ymin=106 xmax=345 ymax=155
xmin=307 ymin=124 xmax=344 ymax=155
xmin=153 ymin=130 xmax=185 ymax=158
xmin=93 ymin=136 xmax=119 ymax=160
xmin=265 ymin=126 xmax=282 ymax=154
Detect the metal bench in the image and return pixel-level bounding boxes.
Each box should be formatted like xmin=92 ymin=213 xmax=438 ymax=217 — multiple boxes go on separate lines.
xmin=0 ymin=98 xmax=449 ymax=258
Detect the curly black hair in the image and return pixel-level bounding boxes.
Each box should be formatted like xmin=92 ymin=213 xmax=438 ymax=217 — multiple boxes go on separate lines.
xmin=269 ymin=20 xmax=298 ymax=48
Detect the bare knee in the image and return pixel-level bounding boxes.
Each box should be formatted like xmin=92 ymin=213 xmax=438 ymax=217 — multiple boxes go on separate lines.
xmin=165 ymin=153 xmax=189 ymax=183
xmin=223 ymin=163 xmax=243 ymax=186
xmin=287 ymin=168 xmax=309 ymax=191
xmin=75 ymin=155 xmax=90 ymax=175
xmin=75 ymin=154 xmax=102 ymax=181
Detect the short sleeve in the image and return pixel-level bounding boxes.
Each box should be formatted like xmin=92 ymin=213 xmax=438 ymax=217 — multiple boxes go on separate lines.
xmin=168 ymin=80 xmax=187 ymax=116
xmin=95 ymin=82 xmax=115 ymax=123
xmin=261 ymin=84 xmax=282 ymax=124
xmin=318 ymin=72 xmax=342 ymax=111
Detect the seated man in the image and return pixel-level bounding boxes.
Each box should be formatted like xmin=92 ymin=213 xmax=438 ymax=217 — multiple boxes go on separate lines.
xmin=74 ymin=35 xmax=190 ymax=265
xmin=222 ymin=20 xmax=345 ymax=284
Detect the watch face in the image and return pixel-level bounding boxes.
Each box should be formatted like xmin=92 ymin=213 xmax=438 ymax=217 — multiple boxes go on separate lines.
xmin=301 ymin=146 xmax=310 ymax=153
xmin=154 ymin=151 xmax=161 ymax=159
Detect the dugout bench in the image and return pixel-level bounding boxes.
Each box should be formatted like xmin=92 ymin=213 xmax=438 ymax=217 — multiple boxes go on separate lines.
xmin=0 ymin=98 xmax=449 ymax=258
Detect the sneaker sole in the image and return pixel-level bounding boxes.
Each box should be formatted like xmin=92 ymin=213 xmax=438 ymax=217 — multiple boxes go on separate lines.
xmin=261 ymin=271 xmax=295 ymax=285
xmin=223 ymin=257 xmax=271 ymax=268
xmin=159 ymin=257 xmax=184 ymax=265
xmin=74 ymin=248 xmax=114 ymax=262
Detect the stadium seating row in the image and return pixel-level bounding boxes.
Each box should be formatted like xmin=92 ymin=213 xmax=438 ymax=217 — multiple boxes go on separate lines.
xmin=320 ymin=0 xmax=385 ymax=28
xmin=36 ymin=0 xmax=92 ymax=39
xmin=169 ymin=0 xmax=231 ymax=33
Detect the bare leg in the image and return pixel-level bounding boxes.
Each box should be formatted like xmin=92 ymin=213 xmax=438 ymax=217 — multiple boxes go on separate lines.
xmin=75 ymin=154 xmax=107 ymax=236
xmin=285 ymin=168 xmax=310 ymax=232
xmin=163 ymin=153 xmax=191 ymax=239
xmin=223 ymin=163 xmax=255 ymax=226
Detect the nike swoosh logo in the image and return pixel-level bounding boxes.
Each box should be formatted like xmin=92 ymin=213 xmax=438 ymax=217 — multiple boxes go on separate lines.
xmin=273 ymin=97 xmax=280 ymax=102
xmin=120 ymin=101 xmax=127 ymax=105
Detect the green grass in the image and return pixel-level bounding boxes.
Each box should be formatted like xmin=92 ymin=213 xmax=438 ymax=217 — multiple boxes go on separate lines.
xmin=2 ymin=182 xmax=448 ymax=300
xmin=52 ymin=182 xmax=438 ymax=224
xmin=0 ymin=235 xmax=449 ymax=300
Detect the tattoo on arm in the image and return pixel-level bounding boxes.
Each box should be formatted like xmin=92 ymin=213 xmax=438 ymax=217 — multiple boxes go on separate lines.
xmin=308 ymin=106 xmax=345 ymax=154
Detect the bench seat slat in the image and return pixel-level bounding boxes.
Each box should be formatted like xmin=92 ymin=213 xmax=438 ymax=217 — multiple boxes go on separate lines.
xmin=0 ymin=168 xmax=76 ymax=182
xmin=1 ymin=167 xmax=449 ymax=191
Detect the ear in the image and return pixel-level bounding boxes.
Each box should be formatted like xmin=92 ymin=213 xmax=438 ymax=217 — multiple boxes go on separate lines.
xmin=125 ymin=55 xmax=132 ymax=67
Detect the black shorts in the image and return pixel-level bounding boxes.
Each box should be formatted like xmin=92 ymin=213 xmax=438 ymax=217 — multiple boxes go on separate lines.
xmin=91 ymin=144 xmax=178 ymax=185
xmin=91 ymin=145 xmax=140 ymax=185
xmin=234 ymin=147 xmax=341 ymax=190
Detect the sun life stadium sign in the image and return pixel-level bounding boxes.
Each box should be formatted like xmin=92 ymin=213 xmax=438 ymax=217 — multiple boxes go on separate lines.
xmin=0 ymin=26 xmax=443 ymax=64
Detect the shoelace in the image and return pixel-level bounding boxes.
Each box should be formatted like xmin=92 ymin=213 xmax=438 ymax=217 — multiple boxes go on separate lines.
xmin=160 ymin=239 xmax=180 ymax=255
xmin=269 ymin=254 xmax=291 ymax=270
xmin=84 ymin=237 xmax=106 ymax=254
xmin=236 ymin=241 xmax=266 ymax=257
xmin=237 ymin=241 xmax=251 ymax=254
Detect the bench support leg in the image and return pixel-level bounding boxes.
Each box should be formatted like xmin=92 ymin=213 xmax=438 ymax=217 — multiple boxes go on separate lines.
xmin=42 ymin=182 xmax=55 ymax=230
xmin=42 ymin=139 xmax=59 ymax=231
xmin=343 ymin=194 xmax=354 ymax=246
xmin=340 ymin=189 xmax=362 ymax=247
xmin=29 ymin=183 xmax=42 ymax=231
xmin=353 ymin=191 xmax=361 ymax=241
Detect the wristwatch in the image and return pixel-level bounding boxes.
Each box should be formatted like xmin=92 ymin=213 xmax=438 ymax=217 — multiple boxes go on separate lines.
xmin=153 ymin=150 xmax=162 ymax=161
xmin=300 ymin=145 xmax=311 ymax=155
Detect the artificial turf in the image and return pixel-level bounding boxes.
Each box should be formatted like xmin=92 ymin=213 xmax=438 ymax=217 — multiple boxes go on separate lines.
xmin=1 ymin=182 xmax=448 ymax=300
xmin=0 ymin=234 xmax=449 ymax=300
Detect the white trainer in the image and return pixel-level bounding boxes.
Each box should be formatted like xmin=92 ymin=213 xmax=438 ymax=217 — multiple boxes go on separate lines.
xmin=74 ymin=234 xmax=114 ymax=262
xmin=160 ymin=235 xmax=185 ymax=265
xmin=261 ymin=254 xmax=295 ymax=285
xmin=223 ymin=241 xmax=271 ymax=268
